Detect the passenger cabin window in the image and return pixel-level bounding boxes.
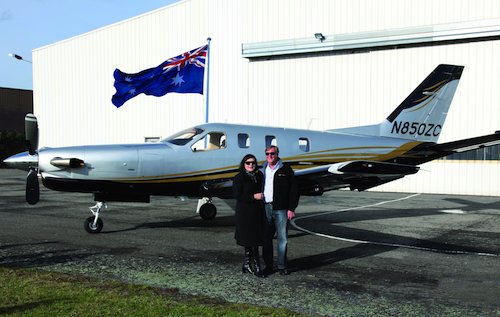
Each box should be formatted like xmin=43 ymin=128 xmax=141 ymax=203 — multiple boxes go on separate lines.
xmin=238 ymin=133 xmax=250 ymax=148
xmin=299 ymin=138 xmax=310 ymax=152
xmin=265 ymin=135 xmax=277 ymax=147
xmin=192 ymin=132 xmax=227 ymax=152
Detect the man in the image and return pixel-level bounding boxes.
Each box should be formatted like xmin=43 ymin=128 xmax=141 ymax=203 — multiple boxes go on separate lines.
xmin=261 ymin=145 xmax=299 ymax=275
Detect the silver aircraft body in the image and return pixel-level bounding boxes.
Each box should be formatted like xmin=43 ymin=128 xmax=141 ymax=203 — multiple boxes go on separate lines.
xmin=5 ymin=64 xmax=500 ymax=233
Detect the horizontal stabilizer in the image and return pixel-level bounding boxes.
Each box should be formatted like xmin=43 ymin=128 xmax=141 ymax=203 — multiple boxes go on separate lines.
xmin=407 ymin=131 xmax=500 ymax=164
xmin=430 ymin=132 xmax=500 ymax=153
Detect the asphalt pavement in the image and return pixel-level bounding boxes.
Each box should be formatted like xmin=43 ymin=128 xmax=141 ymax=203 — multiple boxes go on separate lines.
xmin=1 ymin=168 xmax=499 ymax=316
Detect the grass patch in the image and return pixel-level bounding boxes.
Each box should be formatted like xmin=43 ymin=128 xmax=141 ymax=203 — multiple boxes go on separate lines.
xmin=0 ymin=267 xmax=307 ymax=316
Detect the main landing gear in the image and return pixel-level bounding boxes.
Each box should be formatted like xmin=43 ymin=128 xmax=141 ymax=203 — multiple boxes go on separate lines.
xmin=84 ymin=202 xmax=106 ymax=233
xmin=197 ymin=197 xmax=217 ymax=220
xmin=83 ymin=197 xmax=217 ymax=233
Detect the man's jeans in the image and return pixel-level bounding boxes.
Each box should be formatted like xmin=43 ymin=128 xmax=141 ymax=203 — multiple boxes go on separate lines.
xmin=263 ymin=204 xmax=288 ymax=270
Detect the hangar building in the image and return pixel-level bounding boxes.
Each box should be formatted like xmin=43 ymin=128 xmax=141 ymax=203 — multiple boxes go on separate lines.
xmin=32 ymin=0 xmax=500 ymax=195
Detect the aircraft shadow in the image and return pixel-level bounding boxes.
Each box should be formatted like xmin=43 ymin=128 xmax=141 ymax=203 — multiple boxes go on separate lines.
xmin=103 ymin=215 xmax=236 ymax=234
xmin=288 ymin=243 xmax=396 ymax=273
xmin=304 ymin=207 xmax=444 ymax=224
xmin=294 ymin=209 xmax=499 ymax=256
xmin=334 ymin=224 xmax=496 ymax=254
xmin=287 ymin=222 xmax=498 ymax=274
xmin=443 ymin=198 xmax=500 ymax=214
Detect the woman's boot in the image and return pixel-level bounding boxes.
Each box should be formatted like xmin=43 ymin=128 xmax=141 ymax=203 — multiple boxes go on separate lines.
xmin=242 ymin=247 xmax=254 ymax=274
xmin=251 ymin=247 xmax=265 ymax=277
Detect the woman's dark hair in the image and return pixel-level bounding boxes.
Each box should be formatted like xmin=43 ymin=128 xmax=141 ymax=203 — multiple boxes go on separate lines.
xmin=238 ymin=154 xmax=258 ymax=172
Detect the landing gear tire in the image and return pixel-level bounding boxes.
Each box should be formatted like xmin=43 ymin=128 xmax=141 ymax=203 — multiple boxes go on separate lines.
xmin=84 ymin=216 xmax=103 ymax=233
xmin=199 ymin=203 xmax=217 ymax=220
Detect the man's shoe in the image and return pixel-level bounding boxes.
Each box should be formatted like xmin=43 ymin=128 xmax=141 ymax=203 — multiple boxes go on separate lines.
xmin=279 ymin=268 xmax=289 ymax=276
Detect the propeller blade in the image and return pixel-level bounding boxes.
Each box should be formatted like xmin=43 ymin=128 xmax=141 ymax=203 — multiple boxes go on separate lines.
xmin=25 ymin=113 xmax=38 ymax=155
xmin=26 ymin=168 xmax=40 ymax=205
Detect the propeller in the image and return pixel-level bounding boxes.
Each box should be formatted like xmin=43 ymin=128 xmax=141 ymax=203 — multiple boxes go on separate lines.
xmin=26 ymin=167 xmax=39 ymax=205
xmin=25 ymin=113 xmax=38 ymax=155
xmin=24 ymin=113 xmax=40 ymax=205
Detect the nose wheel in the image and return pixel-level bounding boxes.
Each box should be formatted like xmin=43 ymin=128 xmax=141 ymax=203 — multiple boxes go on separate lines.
xmin=84 ymin=202 xmax=106 ymax=233
xmin=84 ymin=216 xmax=103 ymax=233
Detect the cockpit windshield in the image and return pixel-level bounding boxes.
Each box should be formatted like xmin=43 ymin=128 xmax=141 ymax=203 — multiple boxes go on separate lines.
xmin=162 ymin=127 xmax=204 ymax=145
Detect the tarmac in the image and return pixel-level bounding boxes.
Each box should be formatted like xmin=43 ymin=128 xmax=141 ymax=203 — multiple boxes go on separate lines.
xmin=1 ymin=168 xmax=499 ymax=316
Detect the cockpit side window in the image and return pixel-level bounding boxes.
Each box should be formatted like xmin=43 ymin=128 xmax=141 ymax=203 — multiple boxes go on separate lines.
xmin=162 ymin=127 xmax=204 ymax=146
xmin=191 ymin=132 xmax=227 ymax=152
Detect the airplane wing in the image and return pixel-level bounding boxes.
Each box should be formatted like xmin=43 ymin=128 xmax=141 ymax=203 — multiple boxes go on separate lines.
xmin=295 ymin=161 xmax=419 ymax=194
xmin=327 ymin=161 xmax=419 ymax=176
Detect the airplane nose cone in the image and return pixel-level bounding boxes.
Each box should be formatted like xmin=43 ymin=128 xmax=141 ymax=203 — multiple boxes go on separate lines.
xmin=3 ymin=151 xmax=38 ymax=171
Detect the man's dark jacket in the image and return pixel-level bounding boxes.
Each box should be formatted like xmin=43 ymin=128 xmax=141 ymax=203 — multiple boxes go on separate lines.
xmin=262 ymin=160 xmax=300 ymax=211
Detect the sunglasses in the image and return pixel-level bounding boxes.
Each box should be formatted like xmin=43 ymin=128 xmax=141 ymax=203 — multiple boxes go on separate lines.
xmin=245 ymin=161 xmax=256 ymax=166
xmin=265 ymin=152 xmax=276 ymax=156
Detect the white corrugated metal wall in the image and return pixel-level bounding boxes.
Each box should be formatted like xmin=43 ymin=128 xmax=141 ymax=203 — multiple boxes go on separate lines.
xmin=32 ymin=0 xmax=500 ymax=195
xmin=34 ymin=0 xmax=214 ymax=146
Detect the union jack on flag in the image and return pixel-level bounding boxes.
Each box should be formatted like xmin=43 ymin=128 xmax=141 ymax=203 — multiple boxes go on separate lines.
xmin=112 ymin=44 xmax=208 ymax=108
xmin=163 ymin=45 xmax=207 ymax=73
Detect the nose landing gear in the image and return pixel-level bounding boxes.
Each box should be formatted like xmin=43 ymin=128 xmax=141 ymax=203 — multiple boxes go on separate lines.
xmin=84 ymin=202 xmax=106 ymax=233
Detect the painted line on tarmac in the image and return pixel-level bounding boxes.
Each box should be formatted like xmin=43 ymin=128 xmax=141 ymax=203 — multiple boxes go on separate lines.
xmin=291 ymin=193 xmax=499 ymax=257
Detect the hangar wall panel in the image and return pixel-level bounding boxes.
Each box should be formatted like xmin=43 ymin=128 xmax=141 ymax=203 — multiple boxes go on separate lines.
xmin=32 ymin=0 xmax=500 ymax=195
xmin=34 ymin=0 xmax=214 ymax=146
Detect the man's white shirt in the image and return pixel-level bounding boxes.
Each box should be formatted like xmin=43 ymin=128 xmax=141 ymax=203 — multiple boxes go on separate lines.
xmin=264 ymin=164 xmax=278 ymax=203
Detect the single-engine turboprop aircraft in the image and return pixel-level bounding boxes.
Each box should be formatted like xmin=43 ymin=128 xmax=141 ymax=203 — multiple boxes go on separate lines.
xmin=5 ymin=64 xmax=500 ymax=233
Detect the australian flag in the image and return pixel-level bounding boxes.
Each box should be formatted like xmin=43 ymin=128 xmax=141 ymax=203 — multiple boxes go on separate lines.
xmin=112 ymin=44 xmax=207 ymax=108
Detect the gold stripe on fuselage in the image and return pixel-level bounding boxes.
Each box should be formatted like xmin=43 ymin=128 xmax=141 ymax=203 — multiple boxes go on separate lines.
xmin=111 ymin=142 xmax=422 ymax=184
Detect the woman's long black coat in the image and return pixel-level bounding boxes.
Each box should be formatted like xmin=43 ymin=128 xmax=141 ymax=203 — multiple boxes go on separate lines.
xmin=232 ymin=171 xmax=265 ymax=247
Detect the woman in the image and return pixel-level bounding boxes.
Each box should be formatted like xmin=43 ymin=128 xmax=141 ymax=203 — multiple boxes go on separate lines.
xmin=232 ymin=154 xmax=265 ymax=277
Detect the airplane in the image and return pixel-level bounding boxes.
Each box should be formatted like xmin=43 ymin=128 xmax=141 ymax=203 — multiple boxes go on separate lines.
xmin=4 ymin=64 xmax=500 ymax=234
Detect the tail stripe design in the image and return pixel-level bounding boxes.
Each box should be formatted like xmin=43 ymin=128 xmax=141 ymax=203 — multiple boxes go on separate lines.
xmin=381 ymin=64 xmax=464 ymax=143
xmin=386 ymin=65 xmax=463 ymax=123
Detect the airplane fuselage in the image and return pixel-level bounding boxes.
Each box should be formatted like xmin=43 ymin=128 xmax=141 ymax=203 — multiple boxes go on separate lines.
xmin=30 ymin=122 xmax=423 ymax=201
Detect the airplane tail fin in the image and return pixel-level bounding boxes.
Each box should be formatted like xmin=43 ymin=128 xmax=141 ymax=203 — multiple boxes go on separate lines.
xmin=380 ymin=64 xmax=464 ymax=142
xmin=331 ymin=64 xmax=464 ymax=143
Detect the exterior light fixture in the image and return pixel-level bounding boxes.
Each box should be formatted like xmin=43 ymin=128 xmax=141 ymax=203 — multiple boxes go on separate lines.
xmin=314 ymin=33 xmax=325 ymax=42
xmin=8 ymin=53 xmax=32 ymax=63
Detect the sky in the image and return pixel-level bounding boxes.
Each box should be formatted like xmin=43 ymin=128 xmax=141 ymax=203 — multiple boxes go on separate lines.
xmin=1 ymin=0 xmax=179 ymax=90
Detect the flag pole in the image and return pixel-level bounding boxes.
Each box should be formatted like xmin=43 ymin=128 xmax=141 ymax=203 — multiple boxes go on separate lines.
xmin=205 ymin=37 xmax=211 ymax=123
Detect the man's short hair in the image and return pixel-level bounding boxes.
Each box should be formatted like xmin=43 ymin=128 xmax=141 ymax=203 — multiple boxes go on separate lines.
xmin=265 ymin=145 xmax=279 ymax=155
